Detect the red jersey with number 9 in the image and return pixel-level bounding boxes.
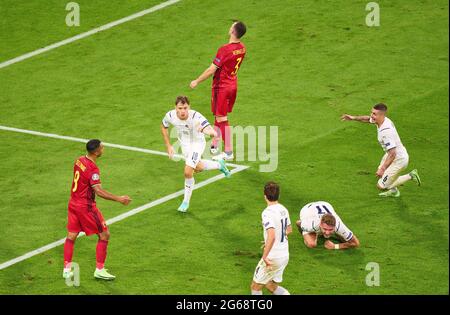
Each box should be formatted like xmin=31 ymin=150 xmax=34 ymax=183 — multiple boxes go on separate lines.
xmin=212 ymin=42 xmax=246 ymax=89
xmin=69 ymin=156 xmax=101 ymax=207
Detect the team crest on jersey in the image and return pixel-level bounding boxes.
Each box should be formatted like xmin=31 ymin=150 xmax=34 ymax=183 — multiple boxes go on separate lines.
xmin=92 ymin=173 xmax=99 ymax=181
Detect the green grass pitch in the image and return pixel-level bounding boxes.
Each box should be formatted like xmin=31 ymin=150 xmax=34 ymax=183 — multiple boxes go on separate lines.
xmin=0 ymin=0 xmax=448 ymax=294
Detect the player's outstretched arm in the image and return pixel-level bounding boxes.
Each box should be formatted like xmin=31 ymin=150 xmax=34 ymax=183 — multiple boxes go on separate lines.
xmin=324 ymin=235 xmax=360 ymax=250
xmin=160 ymin=124 xmax=174 ymax=159
xmin=93 ymin=185 xmax=131 ymax=205
xmin=341 ymin=114 xmax=370 ymax=123
xmin=190 ymin=63 xmax=218 ymax=89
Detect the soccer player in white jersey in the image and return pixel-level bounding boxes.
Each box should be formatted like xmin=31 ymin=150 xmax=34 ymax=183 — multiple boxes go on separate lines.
xmin=161 ymin=96 xmax=231 ymax=212
xmin=296 ymin=201 xmax=360 ymax=250
xmin=341 ymin=103 xmax=421 ymax=197
xmin=251 ymin=182 xmax=292 ymax=295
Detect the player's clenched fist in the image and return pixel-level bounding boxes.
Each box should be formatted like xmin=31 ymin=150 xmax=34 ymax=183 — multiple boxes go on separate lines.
xmin=119 ymin=196 xmax=132 ymax=205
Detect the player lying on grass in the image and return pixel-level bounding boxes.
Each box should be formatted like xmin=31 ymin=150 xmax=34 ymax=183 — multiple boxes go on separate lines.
xmin=64 ymin=139 xmax=132 ymax=281
xmin=251 ymin=182 xmax=291 ymax=295
xmin=161 ymin=95 xmax=231 ymax=212
xmin=296 ymin=201 xmax=360 ymax=250
xmin=341 ymin=103 xmax=421 ymax=197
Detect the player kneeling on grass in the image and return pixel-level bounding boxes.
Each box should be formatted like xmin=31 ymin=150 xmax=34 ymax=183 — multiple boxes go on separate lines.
xmin=251 ymin=182 xmax=291 ymax=295
xmin=160 ymin=95 xmax=231 ymax=213
xmin=296 ymin=201 xmax=360 ymax=250
xmin=64 ymin=140 xmax=132 ymax=281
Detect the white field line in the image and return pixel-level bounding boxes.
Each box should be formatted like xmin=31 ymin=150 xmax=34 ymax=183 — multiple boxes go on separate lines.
xmin=0 ymin=164 xmax=248 ymax=271
xmin=0 ymin=125 xmax=249 ymax=270
xmin=0 ymin=125 xmax=245 ymax=169
xmin=0 ymin=0 xmax=181 ymax=69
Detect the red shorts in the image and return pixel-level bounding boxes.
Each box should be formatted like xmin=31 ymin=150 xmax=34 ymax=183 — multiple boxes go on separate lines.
xmin=211 ymin=87 xmax=237 ymax=116
xmin=67 ymin=203 xmax=108 ymax=236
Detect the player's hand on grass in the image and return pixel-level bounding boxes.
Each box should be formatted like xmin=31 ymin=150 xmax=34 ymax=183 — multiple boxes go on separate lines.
xmin=119 ymin=195 xmax=132 ymax=205
xmin=324 ymin=240 xmax=336 ymax=250
xmin=190 ymin=80 xmax=198 ymax=89
xmin=167 ymin=145 xmax=175 ymax=159
xmin=341 ymin=114 xmax=354 ymax=121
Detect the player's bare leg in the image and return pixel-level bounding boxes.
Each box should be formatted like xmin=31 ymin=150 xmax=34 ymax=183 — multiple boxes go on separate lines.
xmin=265 ymin=281 xmax=290 ymax=295
xmin=196 ymin=160 xmax=231 ymax=177
xmin=63 ymin=232 xmax=79 ymax=279
xmin=250 ymin=281 xmax=264 ymax=295
xmin=94 ymin=230 xmax=115 ymax=280
xmin=303 ymin=232 xmax=318 ymax=248
xmin=212 ymin=115 xmax=234 ymax=161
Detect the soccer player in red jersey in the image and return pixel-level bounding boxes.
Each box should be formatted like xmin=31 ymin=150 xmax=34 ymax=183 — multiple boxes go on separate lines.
xmin=190 ymin=21 xmax=247 ymax=161
xmin=63 ymin=139 xmax=131 ymax=281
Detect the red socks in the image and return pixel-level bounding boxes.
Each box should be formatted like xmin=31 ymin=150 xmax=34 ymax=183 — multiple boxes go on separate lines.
xmin=63 ymin=238 xmax=75 ymax=269
xmin=96 ymin=240 xmax=109 ymax=270
xmin=214 ymin=120 xmax=232 ymax=153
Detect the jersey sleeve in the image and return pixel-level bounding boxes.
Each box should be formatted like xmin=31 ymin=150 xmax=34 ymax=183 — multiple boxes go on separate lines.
xmin=212 ymin=46 xmax=227 ymax=68
xmin=380 ymin=129 xmax=397 ymax=150
xmin=335 ymin=219 xmax=354 ymax=242
xmin=193 ymin=111 xmax=210 ymax=131
xmin=262 ymin=210 xmax=275 ymax=230
xmin=89 ymin=167 xmax=101 ymax=187
xmin=162 ymin=111 xmax=171 ymax=128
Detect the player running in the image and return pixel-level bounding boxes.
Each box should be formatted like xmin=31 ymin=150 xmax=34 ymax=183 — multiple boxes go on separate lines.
xmin=296 ymin=201 xmax=360 ymax=250
xmin=341 ymin=103 xmax=421 ymax=197
xmin=161 ymin=96 xmax=231 ymax=212
xmin=63 ymin=139 xmax=132 ymax=281
xmin=251 ymin=182 xmax=291 ymax=295
xmin=190 ymin=21 xmax=247 ymax=161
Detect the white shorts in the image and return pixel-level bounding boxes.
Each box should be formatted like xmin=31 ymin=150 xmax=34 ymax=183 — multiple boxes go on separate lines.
xmin=253 ymin=256 xmax=289 ymax=284
xmin=377 ymin=154 xmax=409 ymax=189
xmin=181 ymin=142 xmax=205 ymax=168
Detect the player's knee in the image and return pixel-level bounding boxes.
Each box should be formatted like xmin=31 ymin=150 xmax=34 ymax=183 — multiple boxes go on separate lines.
xmin=184 ymin=167 xmax=194 ymax=178
xmin=216 ymin=115 xmax=228 ymax=122
xmin=67 ymin=232 xmax=78 ymax=241
xmin=376 ymin=182 xmax=385 ymax=190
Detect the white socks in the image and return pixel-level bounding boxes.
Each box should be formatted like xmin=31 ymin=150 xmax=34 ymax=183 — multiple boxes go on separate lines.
xmin=251 ymin=290 xmax=262 ymax=295
xmin=183 ymin=177 xmax=195 ymax=203
xmin=389 ymin=174 xmax=412 ymax=189
xmin=201 ymin=160 xmax=220 ymax=170
xmin=273 ymin=286 xmax=290 ymax=295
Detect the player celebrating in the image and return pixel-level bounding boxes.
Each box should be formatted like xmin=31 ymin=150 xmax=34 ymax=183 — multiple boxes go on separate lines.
xmin=161 ymin=96 xmax=231 ymax=212
xmin=251 ymin=182 xmax=291 ymax=295
xmin=341 ymin=103 xmax=421 ymax=197
xmin=64 ymin=139 xmax=131 ymax=281
xmin=296 ymin=201 xmax=360 ymax=250
xmin=189 ymin=21 xmax=247 ymax=161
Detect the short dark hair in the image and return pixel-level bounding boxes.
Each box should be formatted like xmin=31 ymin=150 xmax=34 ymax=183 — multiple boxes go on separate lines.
xmin=175 ymin=95 xmax=190 ymax=106
xmin=373 ymin=103 xmax=388 ymax=112
xmin=320 ymin=214 xmax=336 ymax=227
xmin=86 ymin=139 xmax=101 ymax=153
xmin=264 ymin=181 xmax=280 ymax=201
xmin=233 ymin=21 xmax=246 ymax=38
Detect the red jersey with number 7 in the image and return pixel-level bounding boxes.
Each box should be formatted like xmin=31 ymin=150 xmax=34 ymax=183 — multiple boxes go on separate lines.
xmin=69 ymin=156 xmax=101 ymax=207
xmin=212 ymin=42 xmax=246 ymax=89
